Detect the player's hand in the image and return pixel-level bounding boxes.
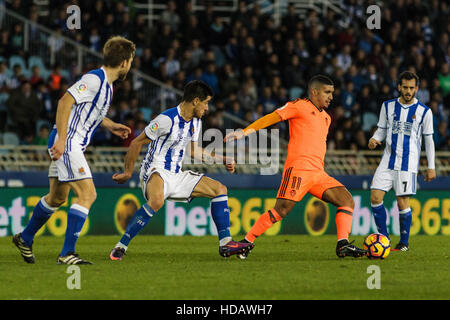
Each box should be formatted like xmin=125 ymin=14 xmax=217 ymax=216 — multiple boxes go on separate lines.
xmin=49 ymin=139 xmax=65 ymax=161
xmin=224 ymin=157 xmax=235 ymax=173
xmin=110 ymin=123 xmax=132 ymax=139
xmin=112 ymin=172 xmax=132 ymax=184
xmin=424 ymin=169 xmax=436 ymax=182
xmin=224 ymin=129 xmax=253 ymax=143
xmin=368 ymin=138 xmax=382 ymax=150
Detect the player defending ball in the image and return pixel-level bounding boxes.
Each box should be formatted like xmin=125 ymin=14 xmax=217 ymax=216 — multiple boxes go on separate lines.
xmin=225 ymin=75 xmax=366 ymax=258
xmin=109 ymin=80 xmax=253 ymax=260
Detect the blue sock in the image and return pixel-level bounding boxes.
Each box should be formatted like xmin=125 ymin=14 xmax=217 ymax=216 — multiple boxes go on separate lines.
xmin=371 ymin=202 xmax=389 ymax=238
xmin=119 ymin=203 xmax=155 ymax=248
xmin=399 ymin=208 xmax=412 ymax=246
xmin=21 ymin=197 xmax=57 ymax=246
xmin=60 ymin=204 xmax=89 ymax=256
xmin=211 ymin=195 xmax=231 ymax=246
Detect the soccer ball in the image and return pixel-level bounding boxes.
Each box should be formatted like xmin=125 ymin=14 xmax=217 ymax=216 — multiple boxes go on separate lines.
xmin=363 ymin=233 xmax=390 ymax=259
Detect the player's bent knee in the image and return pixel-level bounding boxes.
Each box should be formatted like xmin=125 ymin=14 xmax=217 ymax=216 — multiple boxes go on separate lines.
xmin=148 ymin=197 xmax=164 ymax=211
xmin=215 ymin=183 xmax=228 ymax=197
xmin=346 ymin=196 xmax=355 ymax=209
xmin=370 ymin=194 xmax=383 ymax=205
xmin=45 ymin=195 xmax=66 ymax=208
xmin=78 ymin=190 xmax=97 ymax=206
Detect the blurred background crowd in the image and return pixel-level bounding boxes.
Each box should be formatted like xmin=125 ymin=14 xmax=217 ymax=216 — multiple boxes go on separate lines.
xmin=0 ymin=0 xmax=449 ymax=151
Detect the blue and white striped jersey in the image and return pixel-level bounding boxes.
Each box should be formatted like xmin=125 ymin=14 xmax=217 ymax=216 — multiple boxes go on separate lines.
xmin=375 ymin=98 xmax=433 ymax=173
xmin=60 ymin=67 xmax=113 ymax=152
xmin=141 ymin=105 xmax=202 ymax=174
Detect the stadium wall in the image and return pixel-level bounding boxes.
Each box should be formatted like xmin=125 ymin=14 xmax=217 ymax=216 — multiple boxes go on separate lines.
xmin=1 ymin=172 xmax=449 ymax=238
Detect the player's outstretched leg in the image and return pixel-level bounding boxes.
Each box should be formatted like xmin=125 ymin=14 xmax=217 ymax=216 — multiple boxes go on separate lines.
xmin=110 ymin=203 xmax=156 ymax=261
xmin=57 ymin=204 xmax=93 ymax=264
xmin=335 ymin=206 xmax=366 ymax=258
xmin=322 ymin=187 xmax=366 ymax=258
xmin=191 ymin=177 xmax=254 ymax=258
xmin=392 ymin=207 xmax=412 ymax=251
xmin=12 ymin=233 xmax=35 ymax=264
xmin=13 ymin=196 xmax=57 ymax=264
xmin=209 ymin=194 xmax=254 ymax=257
xmin=57 ymin=179 xmax=96 ymax=265
xmin=370 ymin=190 xmax=389 ymax=238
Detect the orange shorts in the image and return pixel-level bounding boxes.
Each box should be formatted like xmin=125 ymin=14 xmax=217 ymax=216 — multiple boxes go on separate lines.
xmin=276 ymin=167 xmax=344 ymax=202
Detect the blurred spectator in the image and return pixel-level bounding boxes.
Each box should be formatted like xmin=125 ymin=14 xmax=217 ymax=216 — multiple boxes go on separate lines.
xmin=259 ymin=86 xmax=277 ymax=114
xmin=33 ymin=123 xmax=50 ymax=146
xmin=219 ymin=63 xmax=239 ymax=98
xmin=436 ymin=121 xmax=449 ymax=149
xmin=0 ymin=61 xmax=10 ymax=88
xmin=341 ymin=81 xmax=356 ymax=111
xmin=416 ymin=79 xmax=431 ymax=104
xmin=200 ymin=63 xmax=219 ymax=95
xmin=9 ymin=64 xmax=24 ymax=90
xmin=336 ymin=44 xmax=352 ymax=72
xmin=0 ymin=29 xmax=12 ymax=58
xmin=160 ymin=0 xmax=180 ymax=33
xmin=29 ymin=66 xmax=44 ymax=89
xmin=6 ymin=81 xmax=41 ymax=140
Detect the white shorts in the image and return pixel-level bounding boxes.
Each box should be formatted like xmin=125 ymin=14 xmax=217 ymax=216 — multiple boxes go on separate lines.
xmin=370 ymin=167 xmax=417 ymax=196
xmin=48 ymin=149 xmax=92 ymax=182
xmin=140 ymin=167 xmax=204 ymax=203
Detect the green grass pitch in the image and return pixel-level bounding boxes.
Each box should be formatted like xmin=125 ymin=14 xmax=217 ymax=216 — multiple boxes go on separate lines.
xmin=1 ymin=235 xmax=449 ymax=300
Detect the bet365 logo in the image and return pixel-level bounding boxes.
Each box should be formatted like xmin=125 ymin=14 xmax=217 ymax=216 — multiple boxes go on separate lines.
xmin=66 ymin=5 xmax=81 ymax=30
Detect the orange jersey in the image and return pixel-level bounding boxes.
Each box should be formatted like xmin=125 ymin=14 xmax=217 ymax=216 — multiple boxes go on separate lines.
xmin=275 ymin=98 xmax=331 ymax=170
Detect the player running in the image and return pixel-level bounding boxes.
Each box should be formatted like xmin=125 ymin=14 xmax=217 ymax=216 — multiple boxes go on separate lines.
xmin=368 ymin=71 xmax=436 ymax=251
xmin=225 ymin=75 xmax=366 ymax=259
xmin=109 ymin=80 xmax=253 ymax=260
xmin=12 ymin=36 xmax=135 ymax=265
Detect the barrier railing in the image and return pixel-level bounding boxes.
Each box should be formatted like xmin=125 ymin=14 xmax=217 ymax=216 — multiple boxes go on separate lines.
xmin=1 ymin=145 xmax=448 ymax=176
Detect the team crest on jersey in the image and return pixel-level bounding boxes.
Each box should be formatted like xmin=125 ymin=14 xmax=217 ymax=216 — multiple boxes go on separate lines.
xmin=150 ymin=122 xmax=159 ymax=132
xmin=78 ymin=167 xmax=86 ymax=175
xmin=77 ymin=83 xmax=87 ymax=93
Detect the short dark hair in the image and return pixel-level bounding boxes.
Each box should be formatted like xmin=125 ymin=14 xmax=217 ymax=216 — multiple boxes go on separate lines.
xmin=182 ymin=80 xmax=214 ymax=102
xmin=103 ymin=36 xmax=136 ymax=67
xmin=398 ymin=71 xmax=419 ymax=86
xmin=308 ymin=74 xmax=334 ymax=92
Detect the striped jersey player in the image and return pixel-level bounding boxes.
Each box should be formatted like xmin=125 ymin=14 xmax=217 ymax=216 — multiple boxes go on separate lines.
xmin=48 ymin=66 xmax=114 ymax=180
xmin=140 ymin=105 xmax=202 ymax=197
xmin=13 ymin=36 xmax=136 ymax=265
xmin=369 ymin=71 xmax=436 ymax=252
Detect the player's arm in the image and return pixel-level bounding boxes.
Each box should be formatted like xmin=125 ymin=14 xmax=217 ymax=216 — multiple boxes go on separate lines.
xmin=422 ymin=110 xmax=436 ymax=182
xmin=101 ymin=117 xmax=131 ymax=139
xmin=224 ymin=111 xmax=282 ymax=142
xmin=113 ymin=131 xmax=151 ymax=184
xmin=50 ymin=92 xmax=75 ymax=160
xmin=189 ymin=142 xmax=235 ymax=173
xmin=368 ymin=102 xmax=387 ymax=149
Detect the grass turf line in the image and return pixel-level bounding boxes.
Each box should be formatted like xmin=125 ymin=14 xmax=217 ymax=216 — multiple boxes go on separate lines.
xmin=1 ymin=235 xmax=449 ymax=299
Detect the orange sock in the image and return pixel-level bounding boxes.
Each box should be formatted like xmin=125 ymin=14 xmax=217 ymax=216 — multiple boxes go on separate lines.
xmin=336 ymin=206 xmax=353 ymax=241
xmin=246 ymin=209 xmax=282 ymax=243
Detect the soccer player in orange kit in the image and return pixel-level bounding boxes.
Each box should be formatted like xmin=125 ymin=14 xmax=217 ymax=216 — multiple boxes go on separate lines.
xmin=225 ymin=75 xmax=366 ymax=258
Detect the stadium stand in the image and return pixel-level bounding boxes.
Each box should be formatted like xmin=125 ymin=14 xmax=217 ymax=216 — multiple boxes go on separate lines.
xmin=0 ymin=0 xmax=449 ymax=174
